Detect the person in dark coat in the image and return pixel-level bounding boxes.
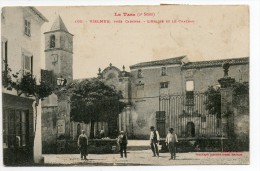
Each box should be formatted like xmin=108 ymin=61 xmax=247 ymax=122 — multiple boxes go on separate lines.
xmin=78 ymin=130 xmax=88 ymax=160
xmin=117 ymin=131 xmax=128 ymax=158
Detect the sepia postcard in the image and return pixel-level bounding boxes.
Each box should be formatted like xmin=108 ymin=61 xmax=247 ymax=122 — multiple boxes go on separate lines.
xmin=1 ymin=3 xmax=253 ymax=168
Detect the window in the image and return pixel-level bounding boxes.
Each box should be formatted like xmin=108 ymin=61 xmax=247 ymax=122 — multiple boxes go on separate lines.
xmin=161 ymin=67 xmax=167 ymax=76
xmin=22 ymin=52 xmax=33 ymax=74
xmin=136 ymin=81 xmax=144 ymax=98
xmin=186 ymin=81 xmax=194 ymax=106
xmin=186 ymin=91 xmax=194 ymax=106
xmin=1 ymin=39 xmax=8 ymax=72
xmin=156 ymin=111 xmax=166 ymax=120
xmin=50 ymin=35 xmax=55 ymax=48
xmin=41 ymin=69 xmax=55 ymax=88
xmin=186 ymin=80 xmax=194 ymax=91
xmin=24 ymin=19 xmax=31 ymax=37
xmin=201 ymin=116 xmax=206 ymax=122
xmin=137 ymin=69 xmax=143 ymax=78
xmin=3 ymin=109 xmax=29 ymax=148
xmin=160 ymin=82 xmax=169 ymax=89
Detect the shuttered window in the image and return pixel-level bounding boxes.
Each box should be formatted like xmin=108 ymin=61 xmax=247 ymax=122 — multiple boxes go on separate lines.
xmin=22 ymin=53 xmax=33 ymax=74
xmin=24 ymin=19 xmax=31 ymax=37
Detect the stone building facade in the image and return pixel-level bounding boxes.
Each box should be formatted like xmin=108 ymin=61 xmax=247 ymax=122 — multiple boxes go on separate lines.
xmin=97 ymin=64 xmax=132 ymax=136
xmin=128 ymin=56 xmax=249 ymax=139
xmin=1 ymin=7 xmax=48 ymax=165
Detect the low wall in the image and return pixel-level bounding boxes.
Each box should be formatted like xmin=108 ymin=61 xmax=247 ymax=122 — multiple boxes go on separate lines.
xmin=43 ymin=139 xmax=118 ymax=154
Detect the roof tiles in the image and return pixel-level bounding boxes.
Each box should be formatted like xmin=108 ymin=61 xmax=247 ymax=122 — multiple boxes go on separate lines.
xmin=50 ymin=15 xmax=69 ymax=32
xmin=130 ymin=56 xmax=186 ymax=69
xmin=182 ymin=57 xmax=249 ymax=69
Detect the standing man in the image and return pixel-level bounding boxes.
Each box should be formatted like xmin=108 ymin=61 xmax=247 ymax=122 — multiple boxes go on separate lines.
xmin=117 ymin=131 xmax=128 ymax=158
xmin=150 ymin=126 xmax=160 ymax=157
xmin=165 ymin=128 xmax=178 ymax=160
xmin=78 ymin=130 xmax=88 ymax=160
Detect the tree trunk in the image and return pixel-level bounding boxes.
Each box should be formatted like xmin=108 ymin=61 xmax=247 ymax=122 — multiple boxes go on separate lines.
xmin=90 ymin=120 xmax=95 ymax=139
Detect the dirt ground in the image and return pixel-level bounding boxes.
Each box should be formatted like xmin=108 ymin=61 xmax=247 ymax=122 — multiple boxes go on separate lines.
xmin=43 ymin=140 xmax=249 ymax=166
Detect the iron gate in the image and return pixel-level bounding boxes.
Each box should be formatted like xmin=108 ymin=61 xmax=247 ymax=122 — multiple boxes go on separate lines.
xmin=159 ymin=92 xmax=222 ymax=138
xmin=156 ymin=111 xmax=166 ymax=137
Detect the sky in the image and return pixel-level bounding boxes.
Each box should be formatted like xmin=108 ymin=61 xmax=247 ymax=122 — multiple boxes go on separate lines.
xmin=37 ymin=5 xmax=249 ymax=79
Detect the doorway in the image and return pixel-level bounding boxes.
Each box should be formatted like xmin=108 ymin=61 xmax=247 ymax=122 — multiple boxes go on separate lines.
xmin=186 ymin=122 xmax=195 ymax=137
xmin=156 ymin=111 xmax=166 ymax=137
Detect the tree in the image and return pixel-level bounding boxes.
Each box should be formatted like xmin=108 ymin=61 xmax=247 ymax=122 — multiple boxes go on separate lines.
xmin=232 ymin=81 xmax=249 ymax=95
xmin=2 ymin=61 xmax=53 ymax=133
xmin=204 ymin=86 xmax=222 ymax=118
xmin=67 ymin=78 xmax=126 ymax=138
xmin=204 ymin=81 xmax=249 ymax=119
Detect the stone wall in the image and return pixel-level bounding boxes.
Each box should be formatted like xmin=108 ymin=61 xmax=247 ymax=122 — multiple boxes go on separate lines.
xmin=42 ymin=106 xmax=58 ymax=154
xmin=232 ymin=94 xmax=249 ymax=151
xmin=131 ymin=98 xmax=158 ymax=139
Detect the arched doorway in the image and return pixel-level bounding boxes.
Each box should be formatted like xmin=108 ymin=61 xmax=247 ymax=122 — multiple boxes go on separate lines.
xmin=186 ymin=122 xmax=195 ymax=137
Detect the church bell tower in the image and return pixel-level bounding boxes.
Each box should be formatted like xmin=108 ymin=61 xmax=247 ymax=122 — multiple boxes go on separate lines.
xmin=42 ymin=16 xmax=73 ymax=150
xmin=44 ymin=15 xmax=73 ymax=82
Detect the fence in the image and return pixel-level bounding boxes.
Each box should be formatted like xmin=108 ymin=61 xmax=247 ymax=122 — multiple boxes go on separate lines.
xmin=159 ymin=92 xmax=222 ymax=138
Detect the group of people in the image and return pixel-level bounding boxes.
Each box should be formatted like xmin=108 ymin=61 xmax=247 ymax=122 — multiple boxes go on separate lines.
xmin=150 ymin=126 xmax=178 ymax=160
xmin=77 ymin=126 xmax=178 ymax=160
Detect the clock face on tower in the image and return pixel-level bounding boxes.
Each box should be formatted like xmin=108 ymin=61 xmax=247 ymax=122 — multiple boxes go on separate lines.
xmin=51 ymin=54 xmax=59 ymax=66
